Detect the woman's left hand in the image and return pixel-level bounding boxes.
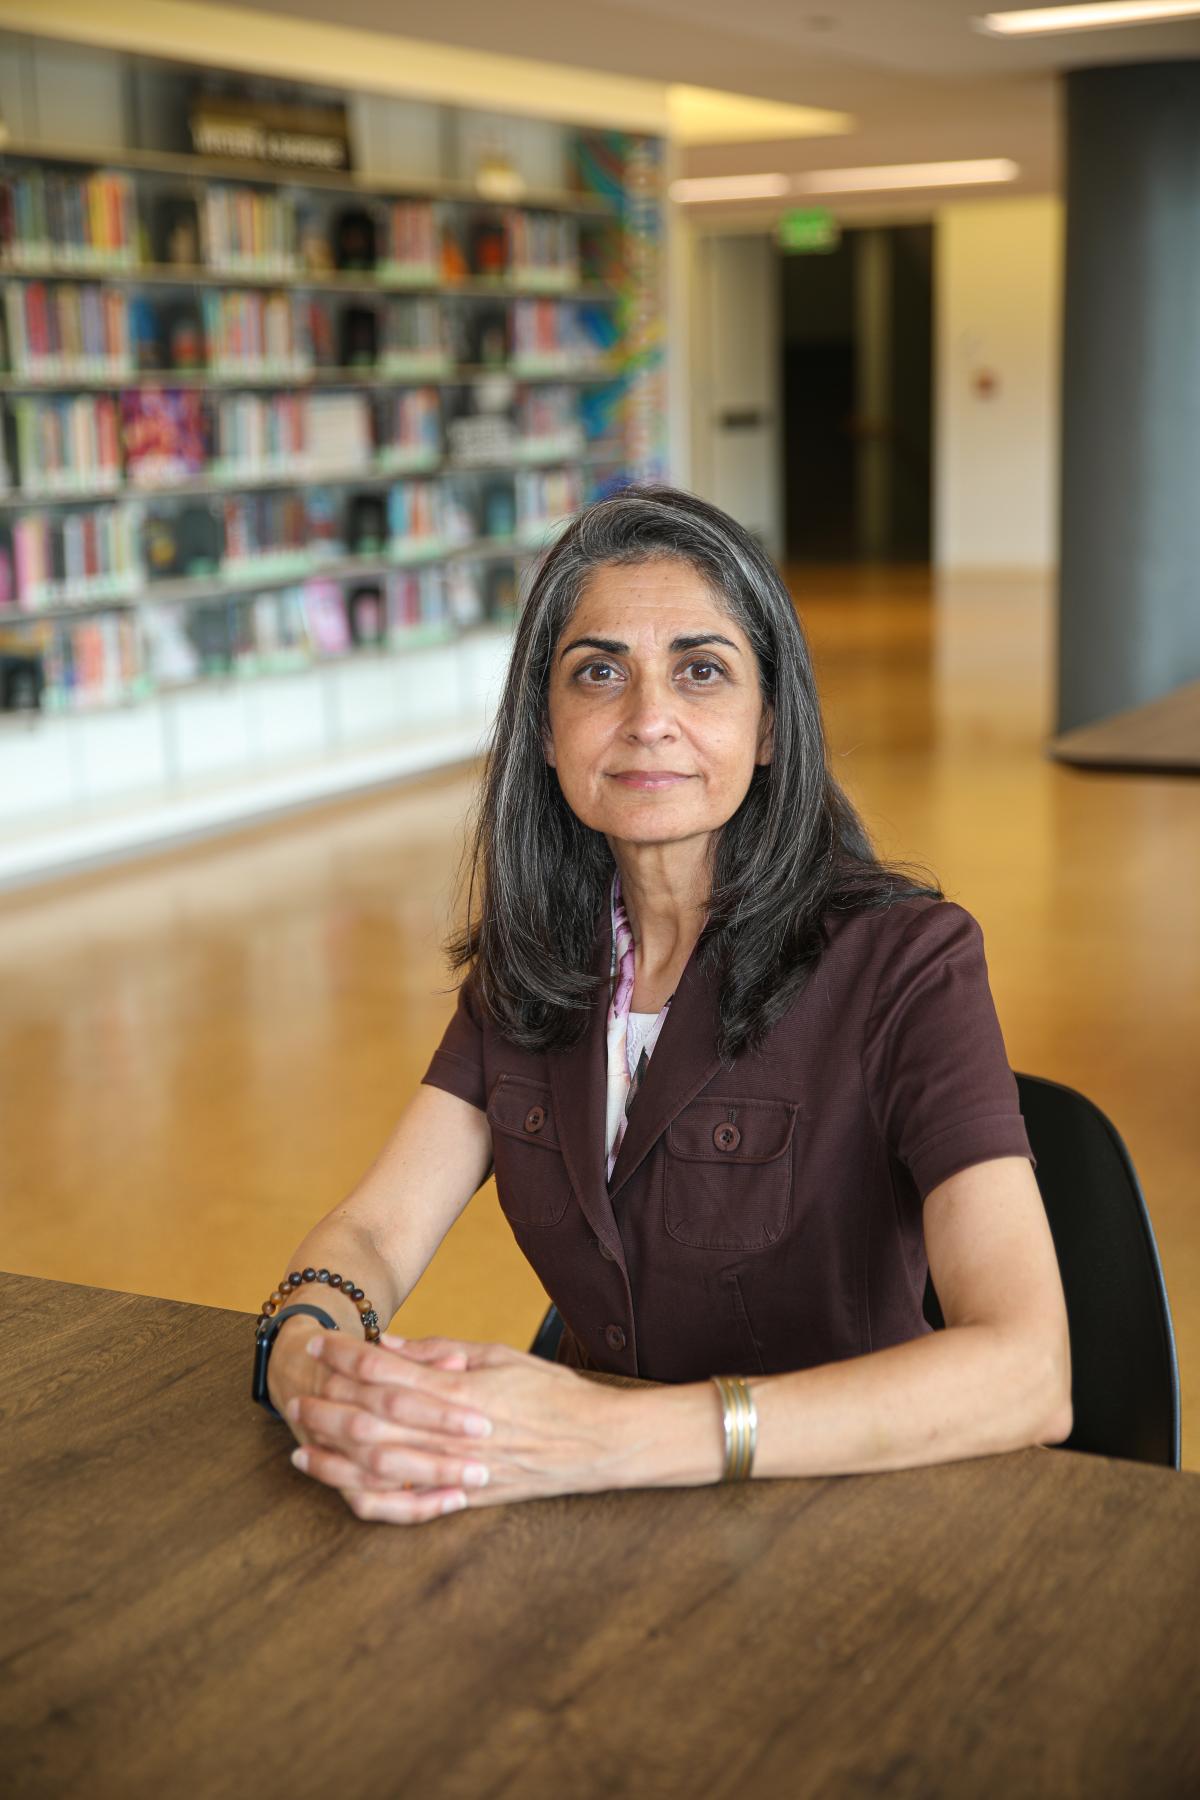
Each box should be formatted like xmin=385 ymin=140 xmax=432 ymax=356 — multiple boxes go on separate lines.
xmin=286 ymin=1332 xmax=634 ymax=1523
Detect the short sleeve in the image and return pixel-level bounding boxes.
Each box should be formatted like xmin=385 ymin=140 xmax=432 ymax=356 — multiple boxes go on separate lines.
xmin=861 ymin=902 xmax=1035 ymax=1201
xmin=420 ymin=970 xmax=486 ymax=1112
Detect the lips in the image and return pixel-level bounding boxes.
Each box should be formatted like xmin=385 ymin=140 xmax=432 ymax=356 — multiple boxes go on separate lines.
xmin=608 ymin=771 xmax=694 ymax=790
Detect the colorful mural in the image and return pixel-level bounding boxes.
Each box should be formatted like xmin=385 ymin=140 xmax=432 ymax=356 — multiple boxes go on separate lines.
xmin=575 ymin=129 xmax=668 ymax=490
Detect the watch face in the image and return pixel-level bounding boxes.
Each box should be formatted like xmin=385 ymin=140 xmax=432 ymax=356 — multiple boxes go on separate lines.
xmin=252 ymin=1329 xmax=278 ymax=1412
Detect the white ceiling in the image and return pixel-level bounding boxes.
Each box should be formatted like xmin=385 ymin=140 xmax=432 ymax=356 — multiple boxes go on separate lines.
xmin=225 ymin=1 xmax=1200 ymax=210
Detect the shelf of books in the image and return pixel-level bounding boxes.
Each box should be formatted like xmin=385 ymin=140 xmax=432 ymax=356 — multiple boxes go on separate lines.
xmin=0 ymin=39 xmax=668 ymax=885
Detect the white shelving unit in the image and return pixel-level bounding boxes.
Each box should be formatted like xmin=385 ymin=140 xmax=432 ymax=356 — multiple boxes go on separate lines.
xmin=0 ymin=623 xmax=513 ymax=886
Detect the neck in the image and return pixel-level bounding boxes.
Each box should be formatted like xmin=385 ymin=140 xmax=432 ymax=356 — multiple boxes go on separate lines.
xmin=610 ymin=836 xmax=711 ymax=978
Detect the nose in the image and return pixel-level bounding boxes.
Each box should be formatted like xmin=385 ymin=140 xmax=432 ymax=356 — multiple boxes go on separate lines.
xmin=621 ymin=671 xmax=680 ymax=744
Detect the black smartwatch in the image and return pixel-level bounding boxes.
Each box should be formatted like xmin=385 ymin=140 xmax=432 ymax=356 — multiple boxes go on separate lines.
xmin=252 ymin=1303 xmax=339 ymax=1417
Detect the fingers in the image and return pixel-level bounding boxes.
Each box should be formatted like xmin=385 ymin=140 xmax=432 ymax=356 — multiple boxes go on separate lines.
xmin=379 ymin=1336 xmax=471 ymax=1370
xmin=381 ymin=1334 xmax=510 ymax=1371
xmin=306 ymin=1334 xmax=465 ymax=1391
xmin=292 ymin=1420 xmax=487 ymax=1496
xmin=340 ymin=1485 xmax=469 ymax=1524
xmin=309 ymin=1368 xmax=493 ymax=1441
xmin=289 ymin=1393 xmax=493 ymax=1492
xmin=306 ymin=1335 xmax=500 ymax=1435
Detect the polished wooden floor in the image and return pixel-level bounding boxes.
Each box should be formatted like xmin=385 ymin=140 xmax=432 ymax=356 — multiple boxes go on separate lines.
xmin=3 ymin=565 xmax=1197 ymax=1466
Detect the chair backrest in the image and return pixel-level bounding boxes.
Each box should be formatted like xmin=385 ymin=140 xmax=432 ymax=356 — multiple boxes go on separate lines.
xmin=529 ymin=1305 xmax=565 ymax=1364
xmin=532 ymin=1074 xmax=1181 ymax=1470
xmin=923 ymin=1072 xmax=1180 ymax=1468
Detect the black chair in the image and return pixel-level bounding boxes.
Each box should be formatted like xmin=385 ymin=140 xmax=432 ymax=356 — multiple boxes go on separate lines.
xmin=529 ymin=1306 xmax=566 ymax=1365
xmin=529 ymin=1072 xmax=1181 ymax=1470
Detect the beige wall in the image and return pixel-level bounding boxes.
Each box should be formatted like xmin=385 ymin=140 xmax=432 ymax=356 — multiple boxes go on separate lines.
xmin=934 ymin=196 xmax=1064 ymax=573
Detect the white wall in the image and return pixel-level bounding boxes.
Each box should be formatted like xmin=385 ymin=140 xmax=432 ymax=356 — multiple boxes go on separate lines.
xmin=935 ymin=196 xmax=1063 ymax=572
xmin=683 ymin=229 xmax=784 ymax=561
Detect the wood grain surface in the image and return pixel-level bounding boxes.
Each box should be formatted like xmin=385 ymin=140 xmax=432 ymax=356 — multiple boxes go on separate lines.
xmin=2 ymin=1271 xmax=1198 ymax=1800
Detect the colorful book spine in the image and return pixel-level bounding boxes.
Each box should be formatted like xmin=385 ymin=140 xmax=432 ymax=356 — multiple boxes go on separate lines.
xmin=202 ymin=289 xmax=307 ymax=375
xmin=511 ymin=299 xmax=585 ymax=368
xmin=507 ymin=210 xmax=579 ymax=290
xmin=0 ymin=172 xmax=137 ymax=269
xmin=387 ymin=478 xmax=440 ymax=546
xmin=384 ymin=201 xmax=438 ymax=279
xmin=41 ymin=609 xmax=141 ymax=711
xmin=10 ymin=503 xmax=140 ymax=607
xmin=12 ymin=395 xmax=122 ymax=493
xmin=205 ymin=186 xmax=297 ymax=276
xmin=516 ymin=465 xmax=582 ymax=534
xmin=4 ymin=282 xmax=132 ymax=378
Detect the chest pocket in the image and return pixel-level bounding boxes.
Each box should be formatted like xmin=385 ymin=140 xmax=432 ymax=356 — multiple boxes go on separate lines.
xmin=663 ymin=1095 xmax=798 ymax=1251
xmin=486 ymin=1074 xmax=572 ymax=1228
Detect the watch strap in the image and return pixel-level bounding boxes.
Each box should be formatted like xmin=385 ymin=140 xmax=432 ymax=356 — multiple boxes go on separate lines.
xmin=252 ymin=1302 xmax=340 ymax=1417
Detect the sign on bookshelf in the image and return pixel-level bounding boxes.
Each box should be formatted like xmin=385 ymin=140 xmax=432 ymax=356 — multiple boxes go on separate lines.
xmin=188 ymin=95 xmax=352 ymax=174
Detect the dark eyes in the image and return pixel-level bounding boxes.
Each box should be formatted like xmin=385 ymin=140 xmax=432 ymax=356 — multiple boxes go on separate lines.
xmin=572 ymin=658 xmax=727 ymax=687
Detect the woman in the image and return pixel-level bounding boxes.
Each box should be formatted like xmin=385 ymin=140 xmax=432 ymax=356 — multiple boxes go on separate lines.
xmin=255 ymin=483 xmax=1072 ymax=1525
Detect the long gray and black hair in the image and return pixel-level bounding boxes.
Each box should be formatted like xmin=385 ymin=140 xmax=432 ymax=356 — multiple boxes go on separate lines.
xmin=447 ymin=482 xmax=940 ymax=1062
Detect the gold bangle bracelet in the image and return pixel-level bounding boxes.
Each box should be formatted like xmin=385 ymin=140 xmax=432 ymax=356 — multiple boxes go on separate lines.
xmin=711 ymin=1373 xmax=758 ymax=1482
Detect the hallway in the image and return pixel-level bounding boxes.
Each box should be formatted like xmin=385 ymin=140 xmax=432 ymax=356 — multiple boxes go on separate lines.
xmin=3 ymin=566 xmax=1196 ymax=1466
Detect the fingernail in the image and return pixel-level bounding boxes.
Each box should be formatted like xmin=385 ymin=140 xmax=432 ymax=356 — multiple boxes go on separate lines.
xmin=285 ymin=1397 xmax=301 ymax=1422
xmin=291 ymin=1448 xmax=309 ymax=1472
xmin=442 ymin=1493 xmax=467 ymax=1514
xmin=381 ymin=1333 xmax=406 ymax=1347
xmin=306 ymin=1337 xmax=323 ymax=1358
xmin=463 ymin=1414 xmax=493 ymax=1438
xmin=462 ymin=1463 xmax=490 ymax=1487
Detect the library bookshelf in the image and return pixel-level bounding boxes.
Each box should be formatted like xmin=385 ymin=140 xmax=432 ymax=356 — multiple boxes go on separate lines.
xmin=0 ymin=34 xmax=668 ymax=887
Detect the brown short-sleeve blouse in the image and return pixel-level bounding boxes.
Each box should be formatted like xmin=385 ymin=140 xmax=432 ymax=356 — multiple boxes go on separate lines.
xmin=421 ymin=896 xmax=1036 ymax=1384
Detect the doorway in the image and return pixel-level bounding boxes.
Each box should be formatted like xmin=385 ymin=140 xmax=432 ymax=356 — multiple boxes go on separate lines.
xmin=781 ymin=223 xmax=933 ymax=563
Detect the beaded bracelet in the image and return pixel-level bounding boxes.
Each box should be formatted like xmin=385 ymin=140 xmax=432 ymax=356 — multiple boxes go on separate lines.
xmin=256 ymin=1267 xmax=381 ymax=1342
xmin=711 ymin=1374 xmax=758 ymax=1481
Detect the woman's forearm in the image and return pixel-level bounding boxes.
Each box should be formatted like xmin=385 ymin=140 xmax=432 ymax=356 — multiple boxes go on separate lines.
xmin=613 ymin=1324 xmax=1072 ymax=1490
xmin=272 ymin=1214 xmax=406 ymax=1330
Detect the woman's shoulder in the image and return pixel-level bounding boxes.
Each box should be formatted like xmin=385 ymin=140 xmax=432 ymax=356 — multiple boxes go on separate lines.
xmin=818 ymin=893 xmax=984 ymax=983
xmin=823 ymin=890 xmax=961 ymax=940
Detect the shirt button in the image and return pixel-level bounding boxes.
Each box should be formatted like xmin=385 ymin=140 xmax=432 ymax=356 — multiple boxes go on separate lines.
xmin=713 ymin=1122 xmax=742 ymax=1152
xmin=523 ymin=1105 xmax=546 ymax=1134
xmin=604 ymin=1324 xmax=626 ymax=1351
xmin=597 ymin=1239 xmax=618 ymax=1262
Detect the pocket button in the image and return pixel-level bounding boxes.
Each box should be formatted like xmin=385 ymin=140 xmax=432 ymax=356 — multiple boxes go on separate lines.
xmin=713 ymin=1122 xmax=742 ymax=1152
xmin=523 ymin=1104 xmax=547 ymax=1134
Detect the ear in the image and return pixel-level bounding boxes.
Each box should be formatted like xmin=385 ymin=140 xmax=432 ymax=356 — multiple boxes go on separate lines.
xmin=756 ymin=701 xmax=775 ymax=767
xmin=541 ymin=719 xmax=556 ymax=769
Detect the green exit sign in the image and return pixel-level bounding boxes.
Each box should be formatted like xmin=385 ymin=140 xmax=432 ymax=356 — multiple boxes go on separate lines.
xmin=778 ymin=208 xmax=840 ymax=254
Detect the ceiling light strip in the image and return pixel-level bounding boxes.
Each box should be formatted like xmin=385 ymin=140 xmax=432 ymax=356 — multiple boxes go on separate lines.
xmin=794 ymin=159 xmax=1019 ymax=194
xmin=669 ymin=160 xmax=1019 ymax=204
xmin=669 ymin=174 xmax=791 ymax=202
xmin=979 ymin=3 xmax=1200 ymax=35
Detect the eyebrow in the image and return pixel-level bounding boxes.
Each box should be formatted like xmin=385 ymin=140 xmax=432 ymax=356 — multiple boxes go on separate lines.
xmin=557 ymin=632 xmax=742 ymax=662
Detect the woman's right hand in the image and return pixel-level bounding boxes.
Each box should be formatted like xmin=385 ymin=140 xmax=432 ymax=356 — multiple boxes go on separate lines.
xmin=265 ymin=1315 xmax=334 ymax=1429
xmin=267 ymin=1318 xmax=487 ymax=1521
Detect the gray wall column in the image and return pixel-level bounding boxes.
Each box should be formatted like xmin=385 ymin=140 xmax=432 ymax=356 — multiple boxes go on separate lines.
xmin=1058 ymin=62 xmax=1200 ymax=734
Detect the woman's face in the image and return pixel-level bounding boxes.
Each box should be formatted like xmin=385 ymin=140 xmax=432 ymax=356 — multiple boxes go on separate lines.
xmin=543 ymin=558 xmax=773 ymax=853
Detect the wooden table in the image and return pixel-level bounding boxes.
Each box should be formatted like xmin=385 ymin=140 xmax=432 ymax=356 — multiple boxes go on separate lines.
xmin=3 ymin=1271 xmax=1198 ymax=1798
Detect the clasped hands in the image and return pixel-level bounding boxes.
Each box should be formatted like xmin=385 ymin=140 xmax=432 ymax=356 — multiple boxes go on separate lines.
xmin=283 ymin=1330 xmax=640 ymax=1525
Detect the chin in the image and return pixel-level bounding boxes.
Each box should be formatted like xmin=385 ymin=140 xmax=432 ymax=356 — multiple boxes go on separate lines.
xmin=602 ymin=809 xmax=718 ymax=847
